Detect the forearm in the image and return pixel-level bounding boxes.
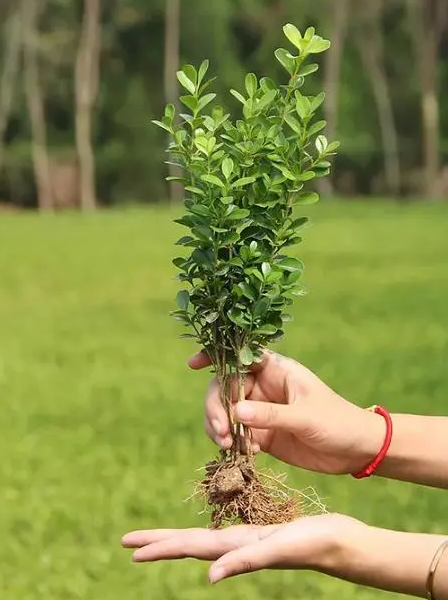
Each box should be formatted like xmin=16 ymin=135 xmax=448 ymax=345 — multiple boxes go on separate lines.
xmin=364 ymin=413 xmax=448 ymax=489
xmin=327 ymin=525 xmax=448 ymax=598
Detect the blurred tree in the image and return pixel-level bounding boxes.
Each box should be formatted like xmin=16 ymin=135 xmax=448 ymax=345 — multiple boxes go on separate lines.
xmin=406 ymin=0 xmax=448 ymax=198
xmin=164 ymin=0 xmax=182 ymax=203
xmin=321 ymin=0 xmax=351 ymax=197
xmin=75 ymin=0 xmax=102 ymax=210
xmin=355 ymin=0 xmax=400 ymax=195
xmin=21 ymin=0 xmax=54 ymax=211
xmin=0 ymin=6 xmax=21 ymax=178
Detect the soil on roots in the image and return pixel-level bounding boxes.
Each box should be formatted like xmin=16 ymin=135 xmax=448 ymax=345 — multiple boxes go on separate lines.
xmin=195 ymin=454 xmax=325 ymax=529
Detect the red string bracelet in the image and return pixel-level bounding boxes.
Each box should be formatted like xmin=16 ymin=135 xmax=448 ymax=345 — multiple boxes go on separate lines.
xmin=351 ymin=405 xmax=393 ymax=479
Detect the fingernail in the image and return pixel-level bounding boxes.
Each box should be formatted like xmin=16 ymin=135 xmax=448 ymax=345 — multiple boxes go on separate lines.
xmin=212 ymin=419 xmax=224 ymax=436
xmin=235 ymin=401 xmax=254 ymax=421
xmin=215 ymin=435 xmax=232 ymax=449
xmin=209 ymin=567 xmax=225 ymax=584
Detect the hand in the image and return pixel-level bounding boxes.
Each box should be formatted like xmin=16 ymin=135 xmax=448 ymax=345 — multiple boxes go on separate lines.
xmin=122 ymin=513 xmax=364 ymax=584
xmin=190 ymin=349 xmax=384 ymax=475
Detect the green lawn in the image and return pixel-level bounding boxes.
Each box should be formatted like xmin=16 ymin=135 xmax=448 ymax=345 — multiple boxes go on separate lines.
xmin=0 ymin=201 xmax=447 ymax=600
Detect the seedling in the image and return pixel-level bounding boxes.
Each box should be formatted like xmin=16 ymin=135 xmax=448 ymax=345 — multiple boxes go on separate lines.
xmin=153 ymin=23 xmax=339 ymax=528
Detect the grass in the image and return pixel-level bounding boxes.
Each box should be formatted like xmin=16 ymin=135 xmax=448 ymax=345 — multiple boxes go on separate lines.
xmin=0 ymin=200 xmax=447 ymax=600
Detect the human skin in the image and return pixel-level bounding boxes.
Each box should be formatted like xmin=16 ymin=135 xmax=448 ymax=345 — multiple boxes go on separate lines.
xmin=121 ymin=349 xmax=448 ymax=597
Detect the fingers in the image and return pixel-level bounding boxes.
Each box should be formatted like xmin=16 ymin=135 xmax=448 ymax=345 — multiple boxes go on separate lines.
xmin=122 ymin=525 xmax=267 ymax=563
xmin=234 ymin=400 xmax=304 ymax=432
xmin=188 ymin=350 xmax=211 ymax=370
xmin=204 ymin=375 xmax=257 ymax=449
xmin=209 ymin=537 xmax=277 ymax=583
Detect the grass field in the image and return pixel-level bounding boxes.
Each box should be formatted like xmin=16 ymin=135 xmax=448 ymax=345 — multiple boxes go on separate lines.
xmin=1 ymin=201 xmax=448 ymax=600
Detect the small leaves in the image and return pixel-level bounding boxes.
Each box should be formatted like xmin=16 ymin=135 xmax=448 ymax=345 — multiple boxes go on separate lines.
xmin=316 ymin=135 xmax=328 ymax=153
xmin=274 ymin=48 xmax=296 ymax=75
xmin=239 ymin=346 xmax=254 ymax=366
xmin=221 ymin=157 xmax=234 ymax=180
xmin=176 ymin=290 xmax=190 ymax=311
xmin=162 ymin=24 xmax=337 ymax=363
xmin=176 ymin=70 xmax=196 ymax=94
xmin=232 ymin=176 xmax=256 ymax=188
xmin=283 ymin=23 xmax=302 ymax=50
xmin=245 ymin=73 xmax=257 ymax=97
xmin=200 ymin=173 xmax=226 ymax=188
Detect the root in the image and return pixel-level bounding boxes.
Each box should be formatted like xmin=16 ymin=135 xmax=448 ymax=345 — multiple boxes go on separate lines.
xmin=190 ymin=454 xmax=326 ymax=529
xmin=187 ymin=351 xmax=325 ymax=528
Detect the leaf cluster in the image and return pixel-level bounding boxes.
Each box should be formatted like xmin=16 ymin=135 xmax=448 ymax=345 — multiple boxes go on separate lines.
xmin=153 ymin=24 xmax=339 ymax=368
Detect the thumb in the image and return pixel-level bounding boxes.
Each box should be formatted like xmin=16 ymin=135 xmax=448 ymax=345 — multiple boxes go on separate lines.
xmin=208 ymin=538 xmax=276 ymax=583
xmin=234 ymin=400 xmax=303 ymax=432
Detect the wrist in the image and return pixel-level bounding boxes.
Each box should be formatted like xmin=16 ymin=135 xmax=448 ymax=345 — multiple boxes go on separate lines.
xmin=349 ymin=408 xmax=387 ymax=475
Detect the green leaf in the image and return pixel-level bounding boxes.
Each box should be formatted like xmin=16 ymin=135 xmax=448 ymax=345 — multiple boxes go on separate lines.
xmin=295 ymin=191 xmax=319 ymax=204
xmin=176 ymin=290 xmax=190 ymax=311
xmin=164 ymin=103 xmax=175 ymax=121
xmin=180 ymin=95 xmax=198 ymax=112
xmin=176 ymin=236 xmax=195 ymax=246
xmin=255 ymin=89 xmax=277 ymax=111
xmin=274 ymin=48 xmax=296 ymax=75
xmin=260 ymin=77 xmax=277 ymax=92
xmin=197 ymin=93 xmax=217 ymax=112
xmin=277 ymin=257 xmax=304 ymax=272
xmin=307 ymin=37 xmax=331 ymax=54
xmin=326 ymin=140 xmax=340 ymax=152
xmin=230 ymin=89 xmax=246 ymax=104
xmin=232 ymin=176 xmax=256 ymax=188
xmin=238 ymin=282 xmax=256 ymax=301
xmin=245 ymin=73 xmax=257 ymax=97
xmin=297 ymin=171 xmax=316 ymax=182
xmin=283 ymin=23 xmax=302 ymax=49
xmin=290 ymin=216 xmax=309 ymax=230
xmin=197 ymin=59 xmax=209 ymax=85
xmin=151 ymin=119 xmax=172 ymax=133
xmin=262 ymin=262 xmax=272 ymax=278
xmin=192 ymin=248 xmax=213 ymax=270
xmin=183 ymin=64 xmax=197 ymax=86
xmin=249 ymin=241 xmax=258 ymax=253
xmin=311 ymin=92 xmax=326 ymax=112
xmin=295 ymin=93 xmax=310 ymax=120
xmin=227 ymin=308 xmax=250 ymax=328
xmin=227 ymin=208 xmax=250 ymax=221
xmin=253 ymin=298 xmax=270 ymax=319
xmin=221 ymin=157 xmax=234 ymax=180
xmin=220 ymin=195 xmax=234 ymax=204
xmin=256 ymin=324 xmax=278 ymax=336
xmin=304 ymin=27 xmax=315 ymax=41
xmin=190 ymin=204 xmax=210 ymax=217
xmin=200 ymin=173 xmax=226 ymax=188
xmin=176 ymin=70 xmax=196 ymax=94
xmin=166 ymin=176 xmax=186 ymax=182
xmin=284 ymin=114 xmax=301 ymax=134
xmin=307 ymin=120 xmax=327 ymax=136
xmin=239 ymin=346 xmax=254 ymax=366
xmin=316 ymin=135 xmax=328 ymax=153
xmin=184 ymin=186 xmax=205 ymax=196
xmin=299 ymin=63 xmax=319 ymax=77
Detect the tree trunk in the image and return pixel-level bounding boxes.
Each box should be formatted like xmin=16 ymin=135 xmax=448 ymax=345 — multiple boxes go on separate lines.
xmin=0 ymin=9 xmax=22 ymax=176
xmin=164 ymin=0 xmax=183 ymax=204
xmin=406 ymin=0 xmax=446 ymax=199
xmin=355 ymin=0 xmax=400 ymax=195
xmin=75 ymin=0 xmax=101 ymax=211
xmin=320 ymin=0 xmax=350 ymax=198
xmin=21 ymin=0 xmax=53 ymax=212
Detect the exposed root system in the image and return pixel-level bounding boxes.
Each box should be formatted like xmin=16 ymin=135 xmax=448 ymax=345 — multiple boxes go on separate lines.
xmin=190 ymin=454 xmax=326 ymax=529
xmin=187 ymin=357 xmax=326 ymax=528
